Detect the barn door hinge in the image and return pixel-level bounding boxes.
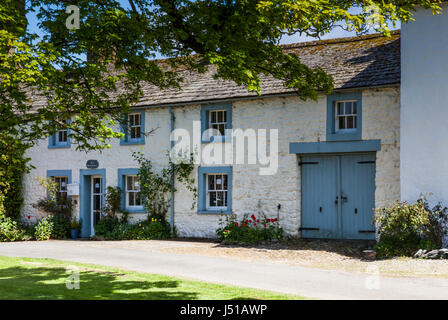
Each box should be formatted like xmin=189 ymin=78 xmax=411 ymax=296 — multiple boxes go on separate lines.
xmin=299 ymin=227 xmax=320 ymax=231
xmin=357 ymin=161 xmax=375 ymax=164
xmin=299 ymin=161 xmax=319 ymax=166
xmin=358 ymin=230 xmax=375 ymax=233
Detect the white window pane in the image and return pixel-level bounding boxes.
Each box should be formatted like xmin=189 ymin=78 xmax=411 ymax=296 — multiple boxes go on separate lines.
xmin=353 ymin=102 xmax=357 ymax=114
xmin=128 ymin=192 xmax=135 ymax=206
xmin=127 ymin=176 xmax=133 ymax=191
xmin=346 ymin=102 xmax=352 ymax=115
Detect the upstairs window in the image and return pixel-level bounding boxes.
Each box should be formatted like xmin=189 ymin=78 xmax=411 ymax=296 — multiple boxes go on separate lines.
xmin=49 ymin=119 xmax=71 ymax=148
xmin=120 ymin=111 xmax=146 ymax=145
xmin=56 ymin=120 xmax=68 ymax=143
xmin=326 ymin=92 xmax=362 ymax=141
xmin=201 ymin=104 xmax=232 ymax=143
xmin=335 ymin=101 xmax=357 ymax=132
xmin=209 ymin=110 xmax=227 ymax=137
xmin=128 ymin=113 xmax=142 ymax=140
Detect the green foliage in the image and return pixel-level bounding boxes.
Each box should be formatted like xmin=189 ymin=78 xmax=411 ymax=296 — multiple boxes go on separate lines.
xmin=34 ymin=214 xmax=71 ymax=241
xmin=0 ymin=217 xmax=30 ymax=242
xmin=94 ymin=215 xmax=172 ymax=240
xmin=133 ymin=151 xmax=196 ymax=220
xmin=1 ymin=0 xmax=442 ymax=157
xmin=104 ymin=186 xmax=123 ymax=218
xmin=374 ymin=198 xmax=448 ymax=258
xmin=70 ymin=219 xmax=80 ymax=230
xmin=0 ymin=133 xmax=30 ymax=221
xmin=217 ymin=214 xmax=283 ymax=244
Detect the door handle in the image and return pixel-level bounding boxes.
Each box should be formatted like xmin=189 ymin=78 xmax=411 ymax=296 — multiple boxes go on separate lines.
xmin=341 ymin=196 xmax=348 ymax=202
xmin=354 ymin=208 xmax=358 ymax=214
xmin=319 ymin=206 xmax=323 ymax=212
xmin=335 ymin=196 xmax=338 ymax=205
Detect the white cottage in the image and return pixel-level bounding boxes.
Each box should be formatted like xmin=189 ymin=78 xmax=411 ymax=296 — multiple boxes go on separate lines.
xmin=21 ymin=4 xmax=447 ymax=240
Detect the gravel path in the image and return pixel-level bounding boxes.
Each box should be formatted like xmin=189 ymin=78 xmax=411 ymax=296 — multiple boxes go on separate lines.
xmin=86 ymin=239 xmax=448 ymax=279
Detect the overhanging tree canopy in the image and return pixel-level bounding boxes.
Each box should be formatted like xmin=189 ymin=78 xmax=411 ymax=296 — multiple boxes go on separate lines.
xmin=0 ymin=0 xmax=442 ymax=151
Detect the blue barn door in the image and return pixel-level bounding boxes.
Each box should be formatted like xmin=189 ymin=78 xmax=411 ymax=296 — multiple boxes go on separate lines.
xmin=340 ymin=154 xmax=376 ymax=240
xmin=301 ymin=153 xmax=376 ymax=240
xmin=300 ymin=155 xmax=339 ymax=239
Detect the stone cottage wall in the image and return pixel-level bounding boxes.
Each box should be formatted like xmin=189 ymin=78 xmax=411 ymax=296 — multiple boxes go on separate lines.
xmin=22 ymin=86 xmax=400 ymax=238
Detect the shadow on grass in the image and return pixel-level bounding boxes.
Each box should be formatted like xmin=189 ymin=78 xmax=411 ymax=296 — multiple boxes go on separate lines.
xmin=0 ymin=265 xmax=198 ymax=300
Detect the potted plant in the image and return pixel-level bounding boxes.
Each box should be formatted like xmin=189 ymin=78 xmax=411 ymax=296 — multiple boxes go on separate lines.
xmin=70 ymin=219 xmax=80 ymax=239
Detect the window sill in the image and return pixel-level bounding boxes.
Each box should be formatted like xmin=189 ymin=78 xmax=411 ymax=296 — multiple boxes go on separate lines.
xmin=48 ymin=144 xmax=71 ymax=149
xmin=201 ymin=135 xmax=228 ymax=143
xmin=123 ymin=208 xmax=146 ymax=213
xmin=326 ymin=132 xmax=361 ymax=142
xmin=198 ymin=209 xmax=232 ymax=215
xmin=120 ymin=139 xmax=145 ymax=146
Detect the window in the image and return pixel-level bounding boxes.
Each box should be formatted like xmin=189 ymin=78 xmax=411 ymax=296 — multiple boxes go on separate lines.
xmin=117 ymin=168 xmax=145 ymax=213
xmin=201 ymin=104 xmax=232 ymax=142
xmin=326 ymin=92 xmax=362 ymax=141
xmin=52 ymin=176 xmax=68 ymax=203
xmin=49 ymin=119 xmax=71 ymax=148
xmin=198 ymin=166 xmax=232 ymax=214
xmin=206 ymin=174 xmax=228 ymax=210
xmin=120 ymin=111 xmax=146 ymax=145
xmin=209 ymin=110 xmax=227 ymax=137
xmin=56 ymin=120 xmax=68 ymax=143
xmin=335 ymin=101 xmax=357 ymax=132
xmin=128 ymin=113 xmax=142 ymax=140
xmin=125 ymin=175 xmax=142 ymax=209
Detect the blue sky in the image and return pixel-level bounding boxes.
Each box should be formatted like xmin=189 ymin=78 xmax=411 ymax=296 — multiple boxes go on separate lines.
xmin=26 ymin=4 xmax=400 ymax=47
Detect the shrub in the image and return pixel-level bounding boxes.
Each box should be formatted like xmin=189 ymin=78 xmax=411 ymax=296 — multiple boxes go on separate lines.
xmin=216 ymin=214 xmax=283 ymax=244
xmin=94 ymin=215 xmax=172 ymax=240
xmin=374 ymin=198 xmax=448 ymax=258
xmin=0 ymin=217 xmax=29 ymax=242
xmin=34 ymin=214 xmax=71 ymax=241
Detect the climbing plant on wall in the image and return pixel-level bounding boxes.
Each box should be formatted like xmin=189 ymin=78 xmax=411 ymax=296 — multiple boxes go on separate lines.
xmin=132 ymin=151 xmax=197 ymax=221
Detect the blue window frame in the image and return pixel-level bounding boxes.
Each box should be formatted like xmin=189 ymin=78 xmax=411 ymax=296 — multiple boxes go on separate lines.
xmin=197 ymin=166 xmax=232 ymax=215
xmin=46 ymin=170 xmax=72 ymax=201
xmin=120 ymin=110 xmax=146 ymax=145
xmin=48 ymin=119 xmax=71 ymax=149
xmin=326 ymin=92 xmax=362 ymax=141
xmin=117 ymin=168 xmax=145 ymax=213
xmin=201 ymin=103 xmax=232 ymax=143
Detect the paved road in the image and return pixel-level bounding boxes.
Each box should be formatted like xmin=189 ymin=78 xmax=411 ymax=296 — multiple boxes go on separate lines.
xmin=0 ymin=240 xmax=447 ymax=299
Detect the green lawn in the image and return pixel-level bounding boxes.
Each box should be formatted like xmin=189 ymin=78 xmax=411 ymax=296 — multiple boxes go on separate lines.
xmin=0 ymin=256 xmax=304 ymax=300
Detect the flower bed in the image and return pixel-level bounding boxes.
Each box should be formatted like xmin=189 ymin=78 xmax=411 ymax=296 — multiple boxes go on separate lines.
xmin=216 ymin=214 xmax=283 ymax=244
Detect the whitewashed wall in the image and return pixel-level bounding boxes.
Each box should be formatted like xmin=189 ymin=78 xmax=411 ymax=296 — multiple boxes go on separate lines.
xmin=401 ymin=4 xmax=448 ymax=206
xmin=22 ymin=87 xmax=400 ymax=238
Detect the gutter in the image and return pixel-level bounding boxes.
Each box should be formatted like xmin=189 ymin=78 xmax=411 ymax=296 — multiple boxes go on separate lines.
xmin=169 ymin=106 xmax=175 ymax=236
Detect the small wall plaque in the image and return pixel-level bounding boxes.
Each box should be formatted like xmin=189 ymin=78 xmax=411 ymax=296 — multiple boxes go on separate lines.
xmin=86 ymin=160 xmax=99 ymax=169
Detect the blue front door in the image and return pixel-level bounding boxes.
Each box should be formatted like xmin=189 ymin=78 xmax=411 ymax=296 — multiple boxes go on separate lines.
xmin=301 ymin=153 xmax=376 ymax=240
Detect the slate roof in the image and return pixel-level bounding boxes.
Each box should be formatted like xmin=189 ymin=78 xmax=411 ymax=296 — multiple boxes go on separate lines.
xmin=29 ymin=31 xmax=400 ymax=109
xmin=135 ymin=30 xmax=400 ymax=107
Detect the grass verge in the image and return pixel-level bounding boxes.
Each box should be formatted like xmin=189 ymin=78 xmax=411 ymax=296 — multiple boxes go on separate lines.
xmin=0 ymin=256 xmax=305 ymax=300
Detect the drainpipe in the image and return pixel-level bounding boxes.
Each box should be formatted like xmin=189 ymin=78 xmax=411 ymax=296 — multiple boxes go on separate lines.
xmin=169 ymin=106 xmax=175 ymax=236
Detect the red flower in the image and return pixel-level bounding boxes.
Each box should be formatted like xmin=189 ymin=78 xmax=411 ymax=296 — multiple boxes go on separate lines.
xmin=226 ymin=230 xmax=230 ymax=233
xmin=245 ymin=219 xmax=249 ymax=224
xmin=235 ymin=222 xmax=239 ymax=227
xmin=243 ymin=223 xmax=246 ymax=227
xmin=27 ymin=215 xmax=31 ymax=219
xmin=257 ymin=219 xmax=260 ymax=223
xmin=273 ymin=218 xmax=278 ymax=222
xmin=251 ymin=214 xmax=256 ymax=221
xmin=264 ymin=224 xmax=267 ymax=228
xmin=253 ymin=223 xmax=257 ymax=226
xmin=266 ymin=218 xmax=271 ymax=223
